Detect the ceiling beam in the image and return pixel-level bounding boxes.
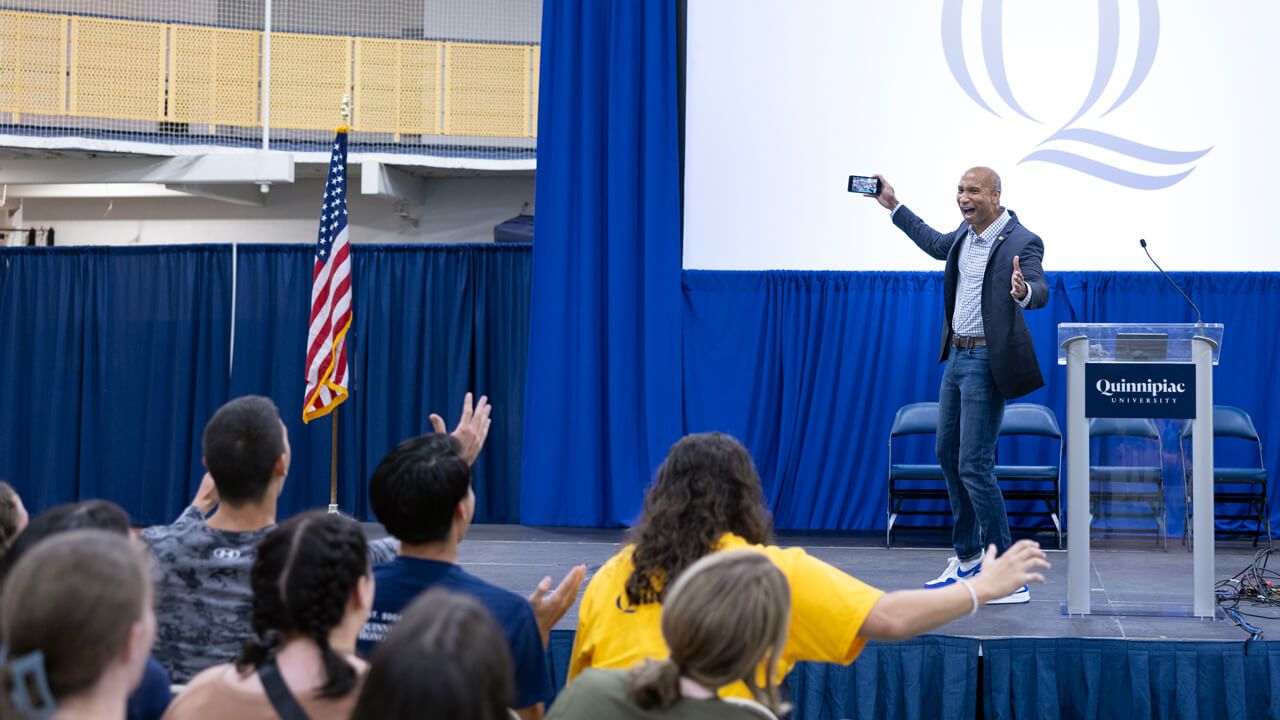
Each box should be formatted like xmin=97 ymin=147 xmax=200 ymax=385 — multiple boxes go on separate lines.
xmin=0 ymin=153 xmax=295 ymax=185
xmin=165 ymin=183 xmax=266 ymax=207
xmin=360 ymin=161 xmax=427 ymax=202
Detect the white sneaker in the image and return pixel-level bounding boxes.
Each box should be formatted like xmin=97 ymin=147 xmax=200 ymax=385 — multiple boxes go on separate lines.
xmin=985 ymin=585 xmax=1031 ymax=604
xmin=923 ymin=556 xmax=982 ymax=589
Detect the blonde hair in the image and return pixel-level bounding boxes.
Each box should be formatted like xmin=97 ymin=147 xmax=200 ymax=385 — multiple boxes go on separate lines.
xmin=627 ymin=549 xmax=791 ymax=715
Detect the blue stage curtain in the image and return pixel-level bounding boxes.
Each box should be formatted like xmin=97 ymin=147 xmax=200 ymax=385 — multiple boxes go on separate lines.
xmin=789 ymin=637 xmax=980 ymax=720
xmin=345 ymin=244 xmax=530 ymax=524
xmin=521 ymin=0 xmax=684 ymax=526
xmin=231 ymin=244 xmax=530 ymax=523
xmin=0 ymin=246 xmax=231 ymax=526
xmin=982 ymin=638 xmax=1280 ymax=720
xmin=682 ymin=270 xmax=1280 ymax=533
xmin=471 ymin=246 xmax=534 ymax=523
xmin=227 ymin=245 xmax=341 ymax=519
xmin=1 ymin=244 xmax=528 ymax=526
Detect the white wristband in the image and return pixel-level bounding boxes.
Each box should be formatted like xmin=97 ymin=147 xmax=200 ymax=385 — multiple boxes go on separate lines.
xmin=958 ymin=578 xmax=979 ymax=616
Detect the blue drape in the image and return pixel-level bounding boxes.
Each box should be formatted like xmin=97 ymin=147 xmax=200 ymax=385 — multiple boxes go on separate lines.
xmin=0 ymin=247 xmax=230 ymax=525
xmin=3 ymin=243 xmax=1278 ymax=535
xmin=345 ymin=245 xmax=531 ymax=524
xmin=683 ymin=270 xmax=1280 ymax=533
xmin=521 ymin=0 xmax=684 ymax=526
xmin=982 ymin=638 xmax=1280 ymax=719
xmin=549 ymin=633 xmax=1280 ymax=719
xmin=0 ymin=244 xmax=528 ymax=526
xmin=790 ymin=637 xmax=980 ymax=720
xmin=229 ymin=244 xmax=531 ymax=523
xmin=228 ymin=245 xmax=342 ymax=518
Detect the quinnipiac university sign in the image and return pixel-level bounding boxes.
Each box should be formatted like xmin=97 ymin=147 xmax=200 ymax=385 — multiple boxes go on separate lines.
xmin=1084 ymin=363 xmax=1197 ymax=419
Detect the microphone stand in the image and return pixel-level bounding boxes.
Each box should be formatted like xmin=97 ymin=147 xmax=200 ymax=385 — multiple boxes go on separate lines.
xmin=1139 ymin=239 xmax=1204 ymax=337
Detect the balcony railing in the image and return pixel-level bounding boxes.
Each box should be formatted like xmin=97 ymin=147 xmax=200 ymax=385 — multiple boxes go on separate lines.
xmin=0 ymin=9 xmax=539 ymax=157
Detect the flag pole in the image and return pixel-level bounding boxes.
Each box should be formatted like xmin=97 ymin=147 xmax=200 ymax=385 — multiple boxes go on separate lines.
xmin=327 ymin=93 xmax=352 ymax=517
xmin=328 ymin=407 xmax=339 ymax=514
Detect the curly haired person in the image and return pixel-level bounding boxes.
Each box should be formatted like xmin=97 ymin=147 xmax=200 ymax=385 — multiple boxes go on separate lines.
xmin=569 ymin=432 xmax=1049 ymax=699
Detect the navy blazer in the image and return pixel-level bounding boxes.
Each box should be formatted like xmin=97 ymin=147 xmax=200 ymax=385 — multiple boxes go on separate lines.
xmin=893 ymin=205 xmax=1048 ymax=399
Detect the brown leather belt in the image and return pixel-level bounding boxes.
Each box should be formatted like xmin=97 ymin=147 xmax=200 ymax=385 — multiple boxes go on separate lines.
xmin=951 ymin=335 xmax=986 ymax=349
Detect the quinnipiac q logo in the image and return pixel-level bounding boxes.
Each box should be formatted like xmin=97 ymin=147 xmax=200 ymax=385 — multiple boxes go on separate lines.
xmin=940 ymin=0 xmax=1210 ymax=189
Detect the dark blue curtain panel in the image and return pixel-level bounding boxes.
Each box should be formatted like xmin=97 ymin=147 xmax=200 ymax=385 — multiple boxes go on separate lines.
xmin=0 ymin=246 xmax=231 ymax=524
xmin=682 ymin=271 xmax=1280 ymax=533
xmin=521 ymin=0 xmax=684 ymax=526
xmin=790 ymin=636 xmax=980 ymax=720
xmin=0 ymin=244 xmax=529 ymax=526
xmin=229 ymin=244 xmax=531 ymax=524
xmin=982 ymin=638 xmax=1280 ymax=720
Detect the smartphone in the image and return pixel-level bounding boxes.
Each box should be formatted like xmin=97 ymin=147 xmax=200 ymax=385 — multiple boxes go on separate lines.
xmin=847 ymin=175 xmax=881 ymax=196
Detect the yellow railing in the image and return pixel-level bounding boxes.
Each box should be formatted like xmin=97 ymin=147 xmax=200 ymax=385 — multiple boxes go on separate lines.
xmin=0 ymin=9 xmax=538 ymax=140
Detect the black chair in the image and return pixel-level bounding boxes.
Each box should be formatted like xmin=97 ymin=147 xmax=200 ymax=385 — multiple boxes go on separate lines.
xmin=994 ymin=404 xmax=1063 ymax=549
xmin=1089 ymin=417 xmax=1166 ymax=549
xmin=887 ymin=402 xmax=1064 ymax=548
xmin=1179 ymin=405 xmax=1271 ymax=548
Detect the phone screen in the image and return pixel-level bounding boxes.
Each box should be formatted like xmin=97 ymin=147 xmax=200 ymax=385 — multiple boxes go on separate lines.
xmin=847 ymin=175 xmax=881 ymax=195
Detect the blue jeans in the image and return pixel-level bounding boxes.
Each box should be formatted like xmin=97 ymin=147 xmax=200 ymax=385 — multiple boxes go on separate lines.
xmin=937 ymin=344 xmax=1012 ymax=561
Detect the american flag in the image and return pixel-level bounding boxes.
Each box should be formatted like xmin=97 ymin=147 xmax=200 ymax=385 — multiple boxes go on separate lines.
xmin=303 ymin=129 xmax=352 ymax=423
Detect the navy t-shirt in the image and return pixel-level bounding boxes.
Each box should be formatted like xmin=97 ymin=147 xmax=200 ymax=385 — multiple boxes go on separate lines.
xmin=357 ymin=556 xmax=553 ymax=709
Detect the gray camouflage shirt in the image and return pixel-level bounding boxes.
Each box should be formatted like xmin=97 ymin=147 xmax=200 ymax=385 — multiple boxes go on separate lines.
xmin=141 ymin=506 xmax=397 ymax=683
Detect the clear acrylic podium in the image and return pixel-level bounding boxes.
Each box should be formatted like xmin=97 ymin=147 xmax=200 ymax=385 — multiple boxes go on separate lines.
xmin=1058 ymin=323 xmax=1224 ymax=617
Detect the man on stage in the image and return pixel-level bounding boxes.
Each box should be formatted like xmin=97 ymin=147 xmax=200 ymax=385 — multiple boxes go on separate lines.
xmin=869 ymin=167 xmax=1047 ymax=604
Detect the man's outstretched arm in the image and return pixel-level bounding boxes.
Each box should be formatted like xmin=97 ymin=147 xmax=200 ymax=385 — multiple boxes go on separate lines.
xmin=866 ymin=174 xmax=953 ymax=261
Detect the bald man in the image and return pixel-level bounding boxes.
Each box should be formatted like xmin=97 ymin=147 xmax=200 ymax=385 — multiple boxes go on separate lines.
xmin=869 ymin=168 xmax=1047 ymax=604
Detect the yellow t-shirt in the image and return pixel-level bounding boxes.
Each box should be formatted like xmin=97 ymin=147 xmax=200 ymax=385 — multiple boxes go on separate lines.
xmin=567 ymin=533 xmax=884 ymax=698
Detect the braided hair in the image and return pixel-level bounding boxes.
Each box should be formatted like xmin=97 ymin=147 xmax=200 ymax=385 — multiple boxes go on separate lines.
xmin=235 ymin=510 xmax=368 ymax=698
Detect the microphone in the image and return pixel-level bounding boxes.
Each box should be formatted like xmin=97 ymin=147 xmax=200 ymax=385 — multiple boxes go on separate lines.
xmin=1139 ymin=239 xmax=1204 ymax=333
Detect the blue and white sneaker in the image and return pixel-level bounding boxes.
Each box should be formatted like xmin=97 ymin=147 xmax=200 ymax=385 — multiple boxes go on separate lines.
xmin=986 ymin=585 xmax=1031 ymax=605
xmin=923 ymin=556 xmax=982 ymax=589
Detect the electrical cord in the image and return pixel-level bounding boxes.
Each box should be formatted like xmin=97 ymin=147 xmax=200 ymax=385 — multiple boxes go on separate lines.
xmin=1216 ymin=548 xmax=1280 ymax=640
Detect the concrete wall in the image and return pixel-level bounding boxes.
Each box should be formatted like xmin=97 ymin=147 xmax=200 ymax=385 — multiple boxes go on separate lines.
xmin=19 ymin=174 xmax=535 ymax=246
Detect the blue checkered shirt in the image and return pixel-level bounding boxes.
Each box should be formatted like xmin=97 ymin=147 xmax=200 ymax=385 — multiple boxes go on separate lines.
xmin=951 ymin=209 xmax=1011 ymax=337
xmin=889 ymin=205 xmax=1033 ymax=336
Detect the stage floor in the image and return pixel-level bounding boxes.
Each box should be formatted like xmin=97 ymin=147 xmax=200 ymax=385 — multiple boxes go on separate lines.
xmin=363 ymin=524 xmax=1280 ymax=642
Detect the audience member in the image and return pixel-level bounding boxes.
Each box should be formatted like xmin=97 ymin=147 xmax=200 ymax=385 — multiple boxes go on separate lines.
xmin=0 ymin=482 xmax=27 ymax=553
xmin=357 ymin=431 xmax=584 ymax=719
xmin=141 ymin=396 xmax=294 ymax=683
xmin=570 ymin=432 xmax=1049 ymax=697
xmin=352 ymin=588 xmax=514 ymax=720
xmin=1 ymin=500 xmax=172 ymax=720
xmin=2 ymin=500 xmax=131 ymax=582
xmin=143 ymin=392 xmax=490 ymax=684
xmin=161 ymin=511 xmax=373 ymax=720
xmin=550 ymin=550 xmax=791 ymax=720
xmin=0 ymin=530 xmax=155 ymax=720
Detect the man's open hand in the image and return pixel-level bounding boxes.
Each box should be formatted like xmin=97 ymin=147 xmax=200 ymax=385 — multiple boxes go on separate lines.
xmin=430 ymin=392 xmax=492 ymax=465
xmin=528 ymin=564 xmax=587 ymax=648
xmin=1010 ymin=255 xmax=1028 ymax=301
